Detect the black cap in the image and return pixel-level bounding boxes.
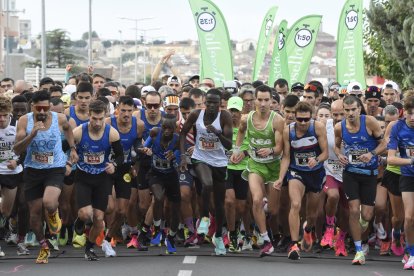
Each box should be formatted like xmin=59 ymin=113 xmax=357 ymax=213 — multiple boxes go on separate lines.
xmin=291 ymin=82 xmax=304 ymax=91
xmin=188 ymin=75 xmax=199 ymax=82
xmin=365 ymin=86 xmax=381 ymax=99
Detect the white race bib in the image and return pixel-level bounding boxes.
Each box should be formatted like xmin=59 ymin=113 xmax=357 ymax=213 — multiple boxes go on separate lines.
xmin=327 ymin=159 xmax=343 ymax=174
xmin=348 ymin=148 xmax=368 ymax=165
xmin=198 ymin=135 xmax=219 ymax=151
xmin=32 ymin=151 xmax=54 ymax=164
xmin=84 ymin=152 xmax=104 ymax=165
xmin=294 ymin=152 xmax=316 ymax=167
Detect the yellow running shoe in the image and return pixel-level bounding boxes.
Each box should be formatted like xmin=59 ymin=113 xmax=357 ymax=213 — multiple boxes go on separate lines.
xmin=72 ymin=233 xmax=86 ymax=248
xmin=47 ymin=210 xmax=62 ymax=235
xmin=36 ymin=247 xmax=50 ymax=264
xmin=352 ymin=251 xmax=366 ymax=265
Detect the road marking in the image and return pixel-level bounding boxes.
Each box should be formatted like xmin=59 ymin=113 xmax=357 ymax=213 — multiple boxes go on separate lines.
xmin=183 ymin=256 xmax=197 ymax=264
xmin=178 ymin=270 xmax=192 ymax=276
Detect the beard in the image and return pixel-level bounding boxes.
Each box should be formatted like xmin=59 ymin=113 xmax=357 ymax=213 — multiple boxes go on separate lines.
xmin=36 ymin=113 xmax=47 ymax=122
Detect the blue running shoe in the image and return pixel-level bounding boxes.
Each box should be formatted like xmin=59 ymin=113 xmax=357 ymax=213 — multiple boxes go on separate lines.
xmin=150 ymin=230 xmax=162 ymax=246
xmin=165 ymin=235 xmax=177 ymax=254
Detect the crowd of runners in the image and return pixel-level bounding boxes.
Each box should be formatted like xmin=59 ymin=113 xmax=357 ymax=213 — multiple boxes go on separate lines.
xmin=0 ymin=52 xmax=414 ymax=270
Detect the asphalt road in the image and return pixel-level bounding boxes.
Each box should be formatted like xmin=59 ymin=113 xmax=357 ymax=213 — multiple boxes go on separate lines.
xmin=0 ymin=243 xmax=408 ymax=276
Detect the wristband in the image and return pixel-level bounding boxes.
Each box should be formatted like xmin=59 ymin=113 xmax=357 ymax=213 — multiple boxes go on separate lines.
xmin=233 ymin=146 xmax=241 ymax=155
xmin=243 ymin=150 xmax=249 ymax=157
xmin=370 ymin=150 xmax=377 ymax=156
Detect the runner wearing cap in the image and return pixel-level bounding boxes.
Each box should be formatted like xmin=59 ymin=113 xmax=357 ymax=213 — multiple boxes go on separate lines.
xmin=365 ymin=86 xmax=383 ymax=116
xmin=167 ymin=76 xmax=182 ymax=93
xmin=188 ymin=75 xmax=200 ymax=88
xmin=382 ymin=81 xmax=400 ymax=105
xmin=291 ymin=82 xmax=304 ymax=98
xmin=347 ymin=82 xmax=363 ymax=99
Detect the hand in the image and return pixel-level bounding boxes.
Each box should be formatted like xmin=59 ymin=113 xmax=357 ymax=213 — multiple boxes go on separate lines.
xmin=186 ymin=146 xmax=195 ymax=156
xmin=165 ymin=150 xmax=175 ymax=161
xmin=273 ymin=179 xmax=283 ymax=190
xmin=230 ymin=151 xmax=245 ymax=164
xmin=206 ymin=125 xmax=220 ymax=136
xmin=6 ymin=160 xmax=17 ymax=170
xmin=142 ymin=147 xmax=152 ymax=156
xmin=105 ymin=162 xmax=116 ymax=175
xmin=307 ymin=157 xmax=318 ymax=169
xmin=31 ymin=121 xmax=45 ymax=137
xmin=66 ymin=64 xmax=73 ymax=72
xmin=179 ymin=158 xmax=188 ymax=172
xmin=130 ymin=166 xmax=137 ymax=177
xmin=337 ymin=153 xmax=349 ymax=166
xmin=256 ymin=148 xmax=272 ymax=158
xmin=70 ymin=149 xmax=79 ymax=164
xmin=65 ymin=164 xmax=72 ymax=176
xmin=358 ymin=152 xmax=373 ymax=163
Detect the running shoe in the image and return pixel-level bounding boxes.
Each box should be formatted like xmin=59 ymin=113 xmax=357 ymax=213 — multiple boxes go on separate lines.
xmin=74 ymin=217 xmax=85 ymax=235
xmin=0 ymin=246 xmax=4 ymax=257
xmin=102 ymin=240 xmax=116 ymax=257
xmin=150 ymin=230 xmax=162 ymax=246
xmin=184 ymin=232 xmax=200 ymax=248
xmin=312 ymin=240 xmax=323 ymax=253
xmin=137 ymin=231 xmax=150 ymax=251
xmin=320 ymin=226 xmax=335 ymax=248
xmin=404 ymin=256 xmax=414 ymax=270
xmin=72 ymin=233 xmax=86 ymax=248
xmin=391 ymin=230 xmax=405 ymax=256
xmin=58 ymin=228 xmax=68 ymax=247
xmin=85 ymin=247 xmax=100 ymax=261
xmin=47 ymin=237 xmax=59 ymax=251
xmin=95 ymin=230 xmax=105 ymax=247
xmin=402 ymin=252 xmax=410 ymax=264
xmin=288 ymin=243 xmax=300 ymax=260
xmin=374 ymin=222 xmax=387 ymax=240
xmin=334 ymin=237 xmax=348 ymax=257
xmin=260 ymin=240 xmax=274 ymax=257
xmin=242 ymin=236 xmax=253 ymax=251
xmin=362 ymin=243 xmax=369 ymax=256
xmin=24 ymin=231 xmax=38 ymax=247
xmin=5 ymin=231 xmax=18 ymax=245
xmin=17 ymin=243 xmax=30 ymax=256
xmin=207 ymin=216 xmax=216 ymax=238
xmin=352 ymin=251 xmax=365 ymax=265
xmin=127 ymin=235 xmax=138 ymax=249
xmin=359 ymin=216 xmax=369 ymax=233
xmin=165 ymin=235 xmax=177 ymax=254
xmin=47 ymin=210 xmax=62 ymax=235
xmin=213 ymin=236 xmax=226 ymax=256
xmin=228 ymin=233 xmax=240 ymax=253
xmin=36 ymin=248 xmax=50 ymax=264
xmin=275 ymin=236 xmax=291 ymax=253
xmin=379 ymin=240 xmax=391 ymax=256
xmin=301 ymin=230 xmax=314 ymax=252
xmin=197 ymin=217 xmax=210 ymax=236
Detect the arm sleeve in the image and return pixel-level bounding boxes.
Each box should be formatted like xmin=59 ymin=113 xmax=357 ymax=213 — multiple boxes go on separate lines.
xmin=143 ymin=136 xmax=153 ymax=148
xmin=111 ymin=140 xmax=124 ymax=168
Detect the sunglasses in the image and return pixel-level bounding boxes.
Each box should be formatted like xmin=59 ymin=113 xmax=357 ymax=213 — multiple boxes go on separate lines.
xmin=304 ymin=84 xmax=318 ymax=92
xmin=33 ymin=105 xmax=50 ymax=112
xmin=350 ymin=93 xmax=363 ymax=98
xmin=330 ymin=87 xmax=340 ymax=92
xmin=296 ymin=117 xmax=311 ymax=122
xmin=339 ymin=94 xmax=346 ymax=98
xmin=146 ymin=103 xmax=160 ymax=110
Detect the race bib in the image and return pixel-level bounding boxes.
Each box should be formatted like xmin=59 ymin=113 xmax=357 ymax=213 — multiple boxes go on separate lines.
xmin=250 ymin=146 xmax=273 ymax=162
xmin=32 ymin=151 xmax=54 ymax=164
xmin=198 ymin=135 xmax=219 ymax=151
xmin=348 ymin=148 xmax=368 ymax=165
xmin=326 ymin=159 xmax=343 ymax=174
xmin=84 ymin=152 xmax=105 ymax=165
xmin=294 ymin=152 xmax=316 ymax=167
xmin=153 ymin=156 xmax=171 ymax=170
xmin=405 ymin=145 xmax=414 ymax=158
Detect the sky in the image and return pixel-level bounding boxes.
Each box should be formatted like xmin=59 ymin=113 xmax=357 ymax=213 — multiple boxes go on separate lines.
xmin=15 ymin=0 xmax=370 ymax=42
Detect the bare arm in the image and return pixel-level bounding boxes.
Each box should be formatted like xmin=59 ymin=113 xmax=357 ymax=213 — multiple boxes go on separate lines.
xmin=334 ymin=122 xmax=348 ymax=166
xmin=59 ymin=114 xmax=78 ymax=163
xmin=274 ymin=125 xmax=290 ymax=189
xmin=217 ymin=110 xmax=233 ymax=150
xmin=314 ymin=121 xmax=328 ymax=163
xmin=179 ymin=110 xmax=200 ymax=171
xmin=273 ymin=114 xmax=284 ymax=156
xmin=13 ymin=115 xmax=37 ymax=155
xmin=367 ymin=116 xmax=387 ymax=156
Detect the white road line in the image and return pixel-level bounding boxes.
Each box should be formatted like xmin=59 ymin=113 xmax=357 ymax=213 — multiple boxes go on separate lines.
xmin=178 ymin=270 xmax=192 ymax=276
xmin=183 ymin=256 xmax=197 ymax=264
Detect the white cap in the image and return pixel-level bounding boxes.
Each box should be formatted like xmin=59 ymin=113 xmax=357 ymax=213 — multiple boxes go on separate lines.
xmin=383 ymin=80 xmax=400 ymax=92
xmin=346 ymin=81 xmax=362 ymax=93
xmin=167 ymin=76 xmax=181 ymax=85
xmin=63 ymin=84 xmax=77 ymax=95
xmin=141 ymin=85 xmax=156 ymax=96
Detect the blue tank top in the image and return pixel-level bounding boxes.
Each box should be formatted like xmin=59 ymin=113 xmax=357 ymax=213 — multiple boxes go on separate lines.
xmin=110 ymin=115 xmax=138 ymax=163
xmin=76 ymin=123 xmax=111 ymax=174
xmin=289 ymin=120 xmax=323 ymax=172
xmin=388 ymin=119 xmax=414 ymax=176
xmin=24 ymin=112 xmax=66 ymax=169
xmin=70 ymin=106 xmax=89 ymax=126
xmin=140 ymin=110 xmax=164 ymax=140
xmin=341 ymin=115 xmax=379 ymax=174
xmin=147 ymin=130 xmax=179 ymax=174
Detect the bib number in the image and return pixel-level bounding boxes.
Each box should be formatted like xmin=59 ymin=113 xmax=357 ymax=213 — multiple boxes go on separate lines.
xmin=327 ymin=159 xmax=343 ymax=174
xmin=294 ymin=152 xmax=316 ymax=167
xmin=32 ymin=151 xmax=54 ymax=164
xmin=153 ymin=156 xmax=171 ymax=170
xmin=84 ymin=152 xmax=104 ymax=165
xmin=348 ymin=149 xmax=368 ymax=165
xmin=405 ymin=146 xmax=414 ymax=158
xmin=199 ymin=135 xmax=219 ymax=151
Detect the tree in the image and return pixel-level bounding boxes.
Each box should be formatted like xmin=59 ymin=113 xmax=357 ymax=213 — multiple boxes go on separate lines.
xmin=46 ymin=29 xmax=81 ymax=67
xmin=73 ymin=39 xmax=87 ymax=48
xmin=102 ymin=40 xmax=112 ymax=48
xmin=366 ymin=0 xmax=414 ymax=87
xmin=82 ymin=31 xmax=99 ymax=41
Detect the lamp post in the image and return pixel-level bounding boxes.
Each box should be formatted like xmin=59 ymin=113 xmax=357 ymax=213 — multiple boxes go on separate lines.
xmin=119 ymin=30 xmax=122 ymax=83
xmin=137 ymin=28 xmax=161 ymax=83
xmin=88 ymin=0 xmax=92 ymax=66
xmin=119 ymin=17 xmax=153 ymax=83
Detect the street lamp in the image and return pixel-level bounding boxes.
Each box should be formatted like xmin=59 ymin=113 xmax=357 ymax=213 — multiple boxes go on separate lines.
xmin=119 ymin=30 xmax=122 ymax=83
xmin=119 ymin=17 xmax=153 ymax=83
xmin=137 ymin=28 xmax=161 ymax=83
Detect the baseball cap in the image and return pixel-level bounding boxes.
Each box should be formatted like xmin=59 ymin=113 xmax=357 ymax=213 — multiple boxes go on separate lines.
xmin=188 ymin=75 xmax=199 ymax=82
xmin=163 ymin=94 xmax=180 ymax=107
xmin=227 ymin=96 xmax=243 ymax=111
xmin=223 ymin=80 xmax=238 ymax=95
xmin=365 ymin=85 xmax=382 ymax=99
xmin=63 ymin=84 xmax=76 ymax=95
xmin=382 ymin=80 xmax=400 ymax=92
xmin=167 ymin=76 xmax=181 ymax=85
xmin=133 ymin=98 xmax=142 ymax=110
xmin=291 ymin=82 xmax=304 ymax=91
xmin=141 ymin=85 xmax=156 ymax=97
xmin=239 ymin=85 xmax=255 ymax=97
xmin=328 ymin=81 xmax=341 ymax=91
xmin=346 ymin=81 xmax=362 ymax=93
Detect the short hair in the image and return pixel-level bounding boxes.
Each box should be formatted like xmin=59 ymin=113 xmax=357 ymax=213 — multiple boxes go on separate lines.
xmin=1 ymin=77 xmax=14 ymax=85
xmin=92 ymin=73 xmax=105 ymax=80
xmin=89 ymin=100 xmax=107 ymax=114
xmin=23 ymin=92 xmax=34 ymax=102
xmin=0 ymin=96 xmax=12 ymax=113
xmin=145 ymin=91 xmax=162 ymax=103
xmin=39 ymin=77 xmax=54 ymax=86
xmin=96 ymin=96 xmax=109 ymax=105
xmin=12 ymin=95 xmax=28 ymax=104
xmin=49 ymin=85 xmax=63 ymax=94
xmin=179 ymin=97 xmax=195 ymax=109
xmin=161 ymin=114 xmax=177 ymax=130
xmin=343 ymin=95 xmax=360 ymax=107
xmin=274 ymin=78 xmax=288 ymax=89
xmin=255 ymin=85 xmax=272 ymax=98
xmin=404 ymin=95 xmax=414 ymax=110
xmin=77 ymin=73 xmax=92 ymax=84
xmin=222 ymin=90 xmax=232 ymax=101
xmin=252 ymin=80 xmax=264 ymax=88
xmin=152 ymin=80 xmax=164 ymax=92
xmin=125 ymin=85 xmax=141 ymax=99
xmin=206 ymin=88 xmax=222 ymax=100
xmin=32 ymin=90 xmax=50 ymax=104
xmin=271 ymin=89 xmax=280 ymax=103
xmin=77 ymin=82 xmax=93 ymax=94
xmin=51 ymin=97 xmax=64 ymax=106
xmin=104 ymin=82 xmax=118 ymax=89
xmin=189 ymin=88 xmax=204 ymax=98
xmin=96 ymin=87 xmax=111 ymax=97
xmin=182 ymin=84 xmax=193 ymax=93
xmin=295 ymin=101 xmax=313 ymax=115
xmin=118 ymin=96 xmax=134 ymax=106
xmin=383 ymin=105 xmax=399 ymax=116
xmin=282 ymin=94 xmax=300 ymax=108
